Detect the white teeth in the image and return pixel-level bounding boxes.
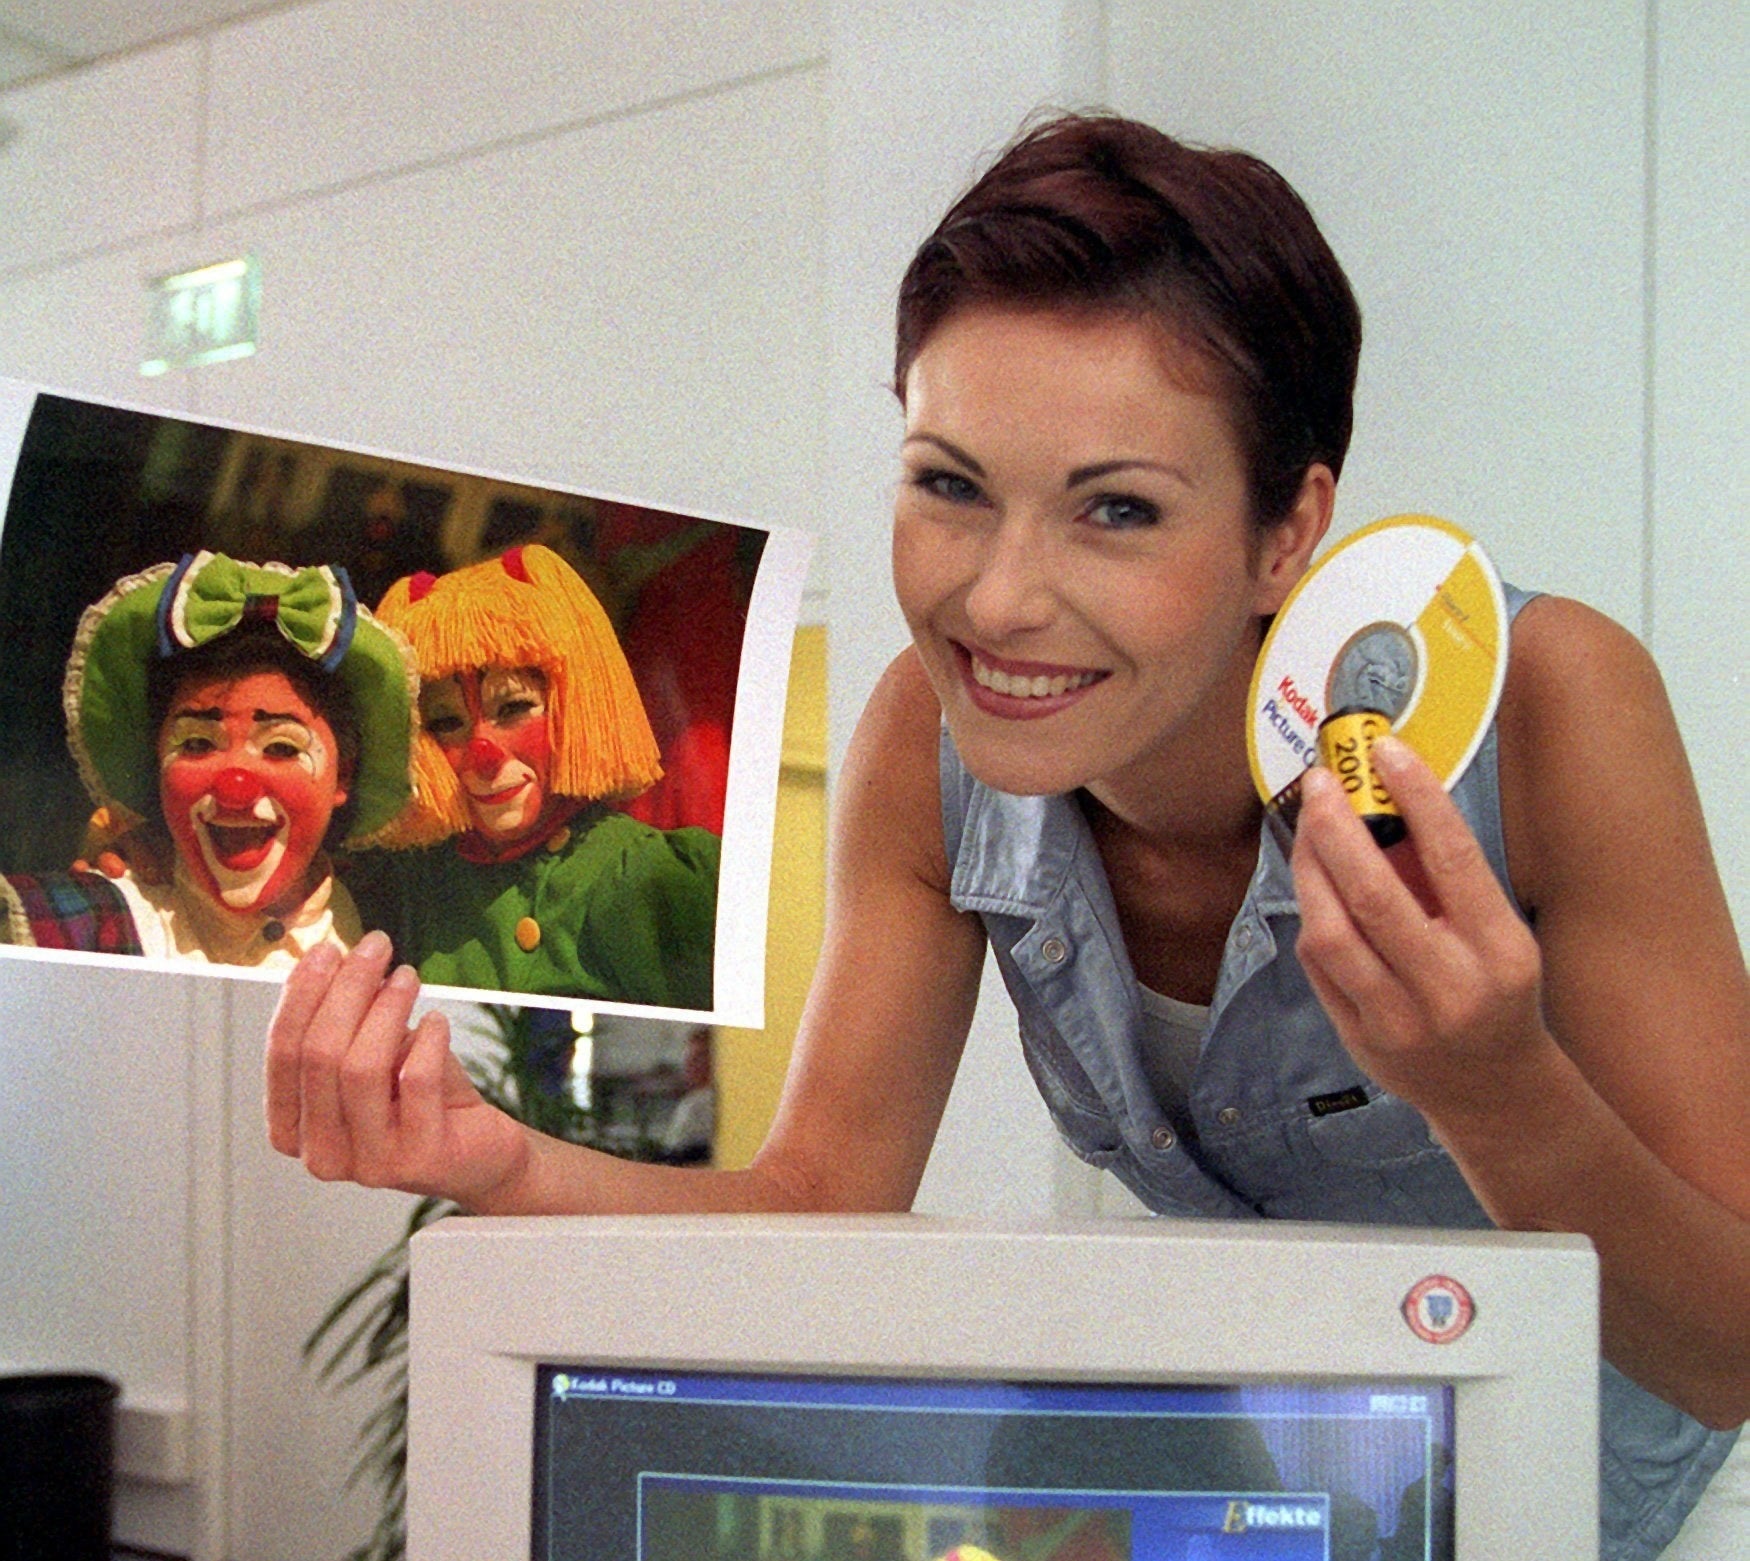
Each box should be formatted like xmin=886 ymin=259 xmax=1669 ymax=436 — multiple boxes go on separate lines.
xmin=972 ymin=658 xmax=1099 ymax=699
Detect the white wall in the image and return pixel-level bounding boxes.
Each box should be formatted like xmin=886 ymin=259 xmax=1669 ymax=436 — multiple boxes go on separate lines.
xmin=1650 ymin=0 xmax=1748 ymax=920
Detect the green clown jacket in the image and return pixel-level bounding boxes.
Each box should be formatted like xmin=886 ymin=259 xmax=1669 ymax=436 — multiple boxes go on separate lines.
xmin=350 ymin=808 xmax=719 ymax=1011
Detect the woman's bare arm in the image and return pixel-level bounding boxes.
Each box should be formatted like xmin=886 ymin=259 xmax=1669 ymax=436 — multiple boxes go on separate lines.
xmin=265 ymin=649 xmax=986 ymax=1217
xmin=1292 ymin=597 xmax=1750 ymax=1427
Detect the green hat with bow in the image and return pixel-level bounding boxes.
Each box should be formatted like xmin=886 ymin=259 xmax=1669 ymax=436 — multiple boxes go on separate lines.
xmin=64 ymin=551 xmax=420 ymax=844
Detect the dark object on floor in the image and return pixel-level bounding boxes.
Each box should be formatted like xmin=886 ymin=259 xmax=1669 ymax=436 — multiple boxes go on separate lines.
xmin=0 ymin=1371 xmax=120 ymax=1560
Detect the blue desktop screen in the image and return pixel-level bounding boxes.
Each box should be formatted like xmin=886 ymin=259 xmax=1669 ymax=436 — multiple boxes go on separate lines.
xmin=532 ymin=1366 xmax=1454 ymax=1559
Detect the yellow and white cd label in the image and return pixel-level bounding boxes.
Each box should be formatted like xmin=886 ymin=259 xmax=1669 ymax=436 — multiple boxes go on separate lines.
xmin=1248 ymin=515 xmax=1508 ymax=818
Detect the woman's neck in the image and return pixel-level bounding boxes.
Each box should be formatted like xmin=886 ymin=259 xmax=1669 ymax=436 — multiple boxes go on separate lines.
xmin=1079 ymin=626 xmax=1266 ymax=854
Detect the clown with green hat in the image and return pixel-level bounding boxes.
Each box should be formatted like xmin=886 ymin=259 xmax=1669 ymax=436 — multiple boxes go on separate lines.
xmin=2 ymin=551 xmax=419 ymax=968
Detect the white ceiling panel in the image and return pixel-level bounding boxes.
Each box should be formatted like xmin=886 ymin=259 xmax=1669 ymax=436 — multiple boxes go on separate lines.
xmin=0 ymin=0 xmax=291 ymax=89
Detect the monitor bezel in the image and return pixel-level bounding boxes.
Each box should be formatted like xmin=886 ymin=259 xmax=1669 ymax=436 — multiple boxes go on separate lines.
xmin=408 ymin=1214 xmax=1599 ymax=1558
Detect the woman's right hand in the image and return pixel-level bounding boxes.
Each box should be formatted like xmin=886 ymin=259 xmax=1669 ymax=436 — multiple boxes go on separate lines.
xmin=265 ymin=931 xmax=533 ymax=1209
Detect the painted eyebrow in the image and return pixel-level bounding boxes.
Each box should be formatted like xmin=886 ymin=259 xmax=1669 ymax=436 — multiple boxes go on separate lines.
xmin=252 ymin=711 xmax=313 ymax=728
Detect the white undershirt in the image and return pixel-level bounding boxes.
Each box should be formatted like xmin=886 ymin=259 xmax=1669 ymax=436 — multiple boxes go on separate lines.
xmin=1137 ymin=982 xmax=1211 ymax=1136
xmin=110 ymin=859 xmax=361 ymax=968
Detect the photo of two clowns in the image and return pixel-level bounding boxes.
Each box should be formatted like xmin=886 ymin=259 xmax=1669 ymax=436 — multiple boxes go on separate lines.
xmin=0 ymin=391 xmax=766 ymax=1017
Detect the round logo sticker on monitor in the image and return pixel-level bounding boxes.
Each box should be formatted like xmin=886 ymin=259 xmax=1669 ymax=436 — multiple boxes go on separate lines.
xmin=1403 ymin=1275 xmax=1476 ymax=1344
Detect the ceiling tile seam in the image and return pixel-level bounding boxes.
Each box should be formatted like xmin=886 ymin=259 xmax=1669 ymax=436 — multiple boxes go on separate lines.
xmin=0 ymin=54 xmax=827 ymax=290
xmin=189 ymin=53 xmax=828 ymax=233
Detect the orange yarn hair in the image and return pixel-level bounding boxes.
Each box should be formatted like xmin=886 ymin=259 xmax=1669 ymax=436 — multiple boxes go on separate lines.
xmin=372 ymin=545 xmax=662 ymax=846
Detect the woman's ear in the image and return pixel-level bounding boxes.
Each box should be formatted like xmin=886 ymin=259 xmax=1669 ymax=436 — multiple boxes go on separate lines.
xmin=1252 ymin=463 xmax=1335 ymax=615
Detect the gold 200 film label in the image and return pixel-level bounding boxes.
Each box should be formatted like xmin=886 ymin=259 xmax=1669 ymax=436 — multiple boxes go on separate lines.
xmin=1247 ymin=514 xmax=1508 ymax=835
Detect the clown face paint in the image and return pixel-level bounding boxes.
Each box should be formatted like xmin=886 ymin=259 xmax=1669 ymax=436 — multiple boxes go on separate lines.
xmin=419 ymin=667 xmax=553 ymax=846
xmin=157 ymin=668 xmax=349 ymax=916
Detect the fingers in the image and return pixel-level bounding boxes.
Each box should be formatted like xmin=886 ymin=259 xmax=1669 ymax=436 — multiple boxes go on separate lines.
xmin=336 ymin=963 xmax=423 ymax=1182
xmin=1293 ymin=740 xmax=1546 ymax=1110
xmin=1368 ymin=738 xmax=1506 ymax=933
xmin=265 ymin=941 xmax=344 ymax=1155
xmin=1293 ymin=813 xmax=1385 ymax=984
xmin=1295 ymin=760 xmax=1436 ymax=976
xmin=266 ymin=931 xmax=432 ymax=1183
xmin=393 ymin=1011 xmax=458 ymax=1173
xmin=1297 ymin=738 xmax=1519 ymax=968
xmin=297 ymin=932 xmax=399 ymax=1177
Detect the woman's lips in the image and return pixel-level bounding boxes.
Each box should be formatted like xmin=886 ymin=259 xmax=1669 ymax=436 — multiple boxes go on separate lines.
xmin=464 ymin=770 xmax=534 ymax=805
xmin=203 ymin=821 xmax=281 ymax=870
xmin=955 ymin=643 xmax=1108 ymax=716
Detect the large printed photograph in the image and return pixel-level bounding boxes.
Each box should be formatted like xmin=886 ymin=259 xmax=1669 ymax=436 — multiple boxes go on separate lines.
xmin=0 ymin=379 xmax=809 ymax=1024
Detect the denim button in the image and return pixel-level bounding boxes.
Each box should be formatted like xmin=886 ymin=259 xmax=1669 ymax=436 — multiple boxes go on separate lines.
xmin=1235 ymin=923 xmax=1255 ymax=951
xmin=1151 ymin=1125 xmax=1175 ymax=1150
xmin=1218 ymin=1106 xmax=1241 ymax=1127
xmin=1040 ymin=937 xmax=1068 ymax=964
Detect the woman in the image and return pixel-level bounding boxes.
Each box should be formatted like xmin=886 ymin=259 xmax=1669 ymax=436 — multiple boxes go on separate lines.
xmin=4 ymin=551 xmax=417 ymax=966
xmin=347 ymin=543 xmax=720 ymax=1010
xmin=263 ymin=115 xmax=1747 ymax=1558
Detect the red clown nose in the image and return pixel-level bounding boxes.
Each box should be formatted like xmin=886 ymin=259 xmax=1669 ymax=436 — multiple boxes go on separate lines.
xmin=211 ymin=767 xmax=267 ymax=812
xmin=464 ymin=734 xmax=506 ymax=774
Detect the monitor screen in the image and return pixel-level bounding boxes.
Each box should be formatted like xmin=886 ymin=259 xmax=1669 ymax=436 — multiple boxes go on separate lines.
xmin=532 ymin=1367 xmax=1455 ymax=1558
xmin=407 ymin=1215 xmax=1597 ymax=1559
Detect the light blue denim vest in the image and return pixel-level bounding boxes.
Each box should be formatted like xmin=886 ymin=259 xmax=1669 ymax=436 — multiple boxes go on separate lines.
xmin=938 ymin=585 xmax=1736 ymax=1560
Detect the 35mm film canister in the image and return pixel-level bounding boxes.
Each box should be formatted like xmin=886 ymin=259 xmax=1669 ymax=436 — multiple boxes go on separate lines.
xmin=1316 ymin=705 xmax=1406 ymax=847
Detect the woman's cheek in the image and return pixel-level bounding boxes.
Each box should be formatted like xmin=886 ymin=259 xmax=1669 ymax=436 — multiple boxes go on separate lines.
xmin=504 ymin=713 xmax=552 ymax=778
xmin=891 ymin=511 xmax=952 ymax=631
xmin=159 ymin=755 xmax=221 ymax=844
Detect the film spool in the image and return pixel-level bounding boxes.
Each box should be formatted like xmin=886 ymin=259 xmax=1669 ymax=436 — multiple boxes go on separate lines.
xmin=1316 ymin=705 xmax=1406 ymax=847
xmin=1247 ymin=514 xmax=1507 ymax=840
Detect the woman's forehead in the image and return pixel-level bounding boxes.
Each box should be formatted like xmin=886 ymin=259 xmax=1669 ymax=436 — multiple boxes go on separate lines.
xmin=419 ymin=666 xmax=547 ymax=702
xmin=165 ymin=665 xmax=324 ymax=724
xmin=902 ymin=308 xmax=1243 ymax=475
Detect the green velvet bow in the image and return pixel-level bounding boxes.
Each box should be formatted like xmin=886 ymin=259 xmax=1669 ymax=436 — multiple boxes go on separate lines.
xmin=170 ymin=554 xmax=349 ymax=669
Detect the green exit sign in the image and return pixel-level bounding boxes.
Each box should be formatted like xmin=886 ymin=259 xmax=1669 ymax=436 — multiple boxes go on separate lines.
xmin=142 ymin=256 xmax=260 ymax=376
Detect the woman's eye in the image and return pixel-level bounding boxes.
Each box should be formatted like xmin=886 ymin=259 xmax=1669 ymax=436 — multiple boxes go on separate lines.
xmin=912 ymin=468 xmax=983 ymax=505
xmin=424 ymin=713 xmax=465 ymax=739
xmin=1083 ymin=494 xmax=1161 ymax=531
xmin=173 ymin=736 xmax=217 ymax=757
xmin=263 ymin=740 xmax=303 ymax=760
xmin=491 ymin=697 xmax=540 ymax=724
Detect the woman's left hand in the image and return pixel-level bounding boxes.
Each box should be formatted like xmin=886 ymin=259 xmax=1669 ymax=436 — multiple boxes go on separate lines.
xmin=1290 ymin=735 xmax=1551 ymax=1123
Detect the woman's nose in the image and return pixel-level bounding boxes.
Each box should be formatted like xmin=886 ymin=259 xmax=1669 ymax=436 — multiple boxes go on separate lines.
xmin=963 ymin=521 xmax=1054 ymax=639
xmin=211 ymin=767 xmax=266 ymax=812
xmin=463 ymin=734 xmax=507 ymax=774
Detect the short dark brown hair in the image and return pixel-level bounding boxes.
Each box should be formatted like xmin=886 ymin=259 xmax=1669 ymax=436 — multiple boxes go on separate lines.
xmin=894 ymin=113 xmax=1362 ymax=526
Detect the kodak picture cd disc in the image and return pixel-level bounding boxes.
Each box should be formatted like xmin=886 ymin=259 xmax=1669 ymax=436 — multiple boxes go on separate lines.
xmin=1247 ymin=514 xmax=1507 ymax=823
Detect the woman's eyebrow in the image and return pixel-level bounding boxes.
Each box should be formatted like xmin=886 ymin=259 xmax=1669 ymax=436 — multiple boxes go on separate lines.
xmin=901 ymin=433 xmax=985 ymax=476
xmin=1066 ymin=457 xmax=1193 ymax=488
xmin=251 ymin=710 xmax=312 ymax=728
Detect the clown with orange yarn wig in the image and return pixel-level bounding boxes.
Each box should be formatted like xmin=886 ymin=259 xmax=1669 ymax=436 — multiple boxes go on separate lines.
xmin=350 ymin=544 xmax=720 ymax=1011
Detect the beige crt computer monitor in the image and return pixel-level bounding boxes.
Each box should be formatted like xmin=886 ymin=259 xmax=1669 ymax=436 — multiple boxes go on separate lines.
xmin=408 ymin=1215 xmax=1598 ymax=1558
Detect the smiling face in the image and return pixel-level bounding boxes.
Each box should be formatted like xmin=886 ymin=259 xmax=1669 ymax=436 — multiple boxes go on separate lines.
xmin=157 ymin=668 xmax=349 ymax=916
xmin=418 ymin=667 xmax=554 ymax=846
xmin=891 ymin=307 xmax=1329 ymax=826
